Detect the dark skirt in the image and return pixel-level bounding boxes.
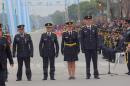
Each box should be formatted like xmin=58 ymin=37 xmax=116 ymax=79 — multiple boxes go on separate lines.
xmin=63 ymin=46 xmax=79 ymax=62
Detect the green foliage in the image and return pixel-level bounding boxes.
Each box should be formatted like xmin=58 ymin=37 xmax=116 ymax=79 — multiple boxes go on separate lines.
xmin=68 ymin=4 xmax=78 ymax=22
xmin=80 ymin=1 xmax=98 ymax=19
xmin=50 ymin=0 xmax=99 ymax=24
xmin=50 ymin=11 xmax=65 ymax=25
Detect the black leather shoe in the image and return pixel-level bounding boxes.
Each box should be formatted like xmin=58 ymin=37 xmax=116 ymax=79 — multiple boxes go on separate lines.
xmin=16 ymin=79 xmax=22 ymax=81
xmin=50 ymin=78 xmax=56 ymax=80
xmin=86 ymin=77 xmax=90 ymax=79
xmin=94 ymin=76 xmax=100 ymax=79
xmin=128 ymin=73 xmax=130 ymax=75
xmin=71 ymin=77 xmax=76 ymax=80
xmin=69 ymin=77 xmax=72 ymax=80
xmin=28 ymin=79 xmax=32 ymax=81
xmin=42 ymin=78 xmax=47 ymax=80
xmin=125 ymin=72 xmax=130 ymax=75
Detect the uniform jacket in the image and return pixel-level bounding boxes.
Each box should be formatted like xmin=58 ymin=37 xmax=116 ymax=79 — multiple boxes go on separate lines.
xmin=80 ymin=25 xmax=98 ymax=52
xmin=61 ymin=31 xmax=80 ymax=55
xmin=13 ymin=33 xmax=33 ymax=58
xmin=39 ymin=32 xmax=59 ymax=57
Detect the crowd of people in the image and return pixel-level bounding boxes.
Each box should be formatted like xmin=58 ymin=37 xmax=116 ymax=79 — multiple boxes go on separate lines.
xmin=97 ymin=19 xmax=130 ymax=62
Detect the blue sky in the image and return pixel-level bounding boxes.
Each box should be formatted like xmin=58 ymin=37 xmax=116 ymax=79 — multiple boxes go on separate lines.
xmin=0 ymin=0 xmax=90 ymax=17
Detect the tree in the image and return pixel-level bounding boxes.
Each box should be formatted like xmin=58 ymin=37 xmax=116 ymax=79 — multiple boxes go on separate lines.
xmin=50 ymin=11 xmax=65 ymax=24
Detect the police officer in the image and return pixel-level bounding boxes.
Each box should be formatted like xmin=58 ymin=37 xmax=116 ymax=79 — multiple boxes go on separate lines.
xmin=80 ymin=16 xmax=100 ymax=79
xmin=39 ymin=23 xmax=59 ymax=80
xmin=13 ymin=25 xmax=33 ymax=81
xmin=61 ymin=22 xmax=80 ymax=80
xmin=0 ymin=23 xmax=14 ymax=86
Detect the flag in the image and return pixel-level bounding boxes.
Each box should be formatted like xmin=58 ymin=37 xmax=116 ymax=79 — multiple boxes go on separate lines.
xmin=5 ymin=0 xmax=17 ymax=35
xmin=16 ymin=0 xmax=31 ymax=32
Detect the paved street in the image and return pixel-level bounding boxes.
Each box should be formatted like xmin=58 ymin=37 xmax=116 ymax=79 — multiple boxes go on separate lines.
xmin=6 ymin=30 xmax=130 ymax=86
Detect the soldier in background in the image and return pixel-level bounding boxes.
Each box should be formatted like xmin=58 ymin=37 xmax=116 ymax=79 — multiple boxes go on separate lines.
xmin=39 ymin=23 xmax=59 ymax=80
xmin=125 ymin=20 xmax=130 ymax=75
xmin=0 ymin=23 xmax=14 ymax=86
xmin=0 ymin=24 xmax=14 ymax=82
xmin=13 ymin=25 xmax=33 ymax=81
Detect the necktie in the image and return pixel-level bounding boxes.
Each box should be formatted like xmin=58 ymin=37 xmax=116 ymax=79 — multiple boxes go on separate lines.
xmin=69 ymin=31 xmax=72 ymax=35
xmin=48 ymin=32 xmax=51 ymax=36
xmin=88 ymin=27 xmax=91 ymax=30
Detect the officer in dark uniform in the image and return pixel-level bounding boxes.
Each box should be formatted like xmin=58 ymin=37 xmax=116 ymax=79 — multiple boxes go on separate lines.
xmin=80 ymin=16 xmax=100 ymax=79
xmin=0 ymin=23 xmax=14 ymax=86
xmin=98 ymin=30 xmax=104 ymax=54
xmin=13 ymin=25 xmax=33 ymax=81
xmin=125 ymin=20 xmax=130 ymax=75
xmin=39 ymin=23 xmax=59 ymax=80
xmin=61 ymin=22 xmax=80 ymax=80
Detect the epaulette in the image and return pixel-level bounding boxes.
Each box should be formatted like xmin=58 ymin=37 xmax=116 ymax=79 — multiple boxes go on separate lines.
xmin=81 ymin=25 xmax=86 ymax=28
xmin=80 ymin=25 xmax=86 ymax=29
xmin=93 ymin=24 xmax=97 ymax=27
xmin=62 ymin=30 xmax=67 ymax=33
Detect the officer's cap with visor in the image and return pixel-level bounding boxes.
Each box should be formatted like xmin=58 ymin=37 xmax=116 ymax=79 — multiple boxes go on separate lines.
xmin=17 ymin=24 xmax=25 ymax=30
xmin=45 ymin=23 xmax=53 ymax=28
xmin=84 ymin=16 xmax=92 ymax=20
xmin=65 ymin=21 xmax=73 ymax=26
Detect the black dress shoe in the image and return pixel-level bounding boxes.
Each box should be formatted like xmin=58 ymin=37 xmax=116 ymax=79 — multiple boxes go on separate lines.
xmin=86 ymin=77 xmax=90 ymax=79
xmin=71 ymin=77 xmax=76 ymax=80
xmin=16 ymin=79 xmax=22 ymax=81
xmin=94 ymin=76 xmax=100 ymax=79
xmin=42 ymin=78 xmax=47 ymax=80
xmin=69 ymin=77 xmax=72 ymax=80
xmin=128 ymin=73 xmax=130 ymax=75
xmin=50 ymin=78 xmax=56 ymax=80
xmin=125 ymin=72 xmax=130 ymax=75
xmin=28 ymin=79 xmax=32 ymax=81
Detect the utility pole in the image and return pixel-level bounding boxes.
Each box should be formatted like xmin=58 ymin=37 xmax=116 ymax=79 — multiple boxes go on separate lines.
xmin=2 ymin=0 xmax=6 ymax=33
xmin=65 ymin=0 xmax=69 ymax=22
xmin=107 ymin=0 xmax=110 ymax=22
xmin=77 ymin=0 xmax=80 ymax=23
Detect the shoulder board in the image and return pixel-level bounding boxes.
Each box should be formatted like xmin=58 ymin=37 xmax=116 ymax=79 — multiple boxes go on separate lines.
xmin=62 ymin=31 xmax=67 ymax=33
xmin=52 ymin=32 xmax=56 ymax=34
xmin=81 ymin=25 xmax=85 ymax=28
xmin=81 ymin=25 xmax=87 ymax=29
xmin=42 ymin=33 xmax=46 ymax=35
